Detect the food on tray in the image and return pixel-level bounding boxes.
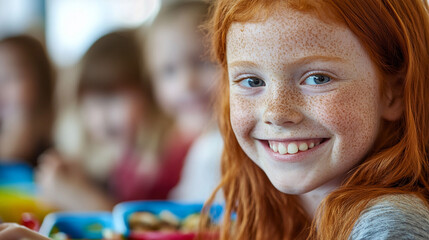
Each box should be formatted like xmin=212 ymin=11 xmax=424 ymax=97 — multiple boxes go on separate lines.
xmin=50 ymin=232 xmax=68 ymax=240
xmin=181 ymin=213 xmax=200 ymax=232
xmin=159 ymin=210 xmax=180 ymax=227
xmin=48 ymin=224 xmax=115 ymax=240
xmin=129 ymin=211 xmax=161 ymax=232
xmin=128 ymin=210 xmax=212 ymax=233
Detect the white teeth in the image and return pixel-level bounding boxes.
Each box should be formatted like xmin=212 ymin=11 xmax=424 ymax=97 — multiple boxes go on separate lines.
xmin=271 ymin=140 xmax=322 ymax=155
xmin=272 ymin=143 xmax=278 ymax=153
xmin=287 ymin=143 xmax=298 ymax=154
xmin=298 ymin=143 xmax=308 ymax=151
xmin=269 ymin=142 xmax=278 ymax=152
xmin=269 ymin=141 xmax=278 ymax=152
xmin=278 ymin=143 xmax=287 ymax=154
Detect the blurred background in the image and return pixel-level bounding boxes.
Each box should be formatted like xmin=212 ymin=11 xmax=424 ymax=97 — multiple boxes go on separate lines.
xmin=0 ymin=0 xmax=223 ymax=230
xmin=0 ymin=0 xmax=160 ymax=66
xmin=0 ymin=0 xmax=161 ymax=151
xmin=0 ymin=0 xmax=160 ymax=143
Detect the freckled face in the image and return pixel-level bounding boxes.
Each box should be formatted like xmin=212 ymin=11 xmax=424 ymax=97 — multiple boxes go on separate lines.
xmin=226 ymin=7 xmax=385 ymax=194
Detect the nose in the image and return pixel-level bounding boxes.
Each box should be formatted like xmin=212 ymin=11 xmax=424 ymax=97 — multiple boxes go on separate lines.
xmin=262 ymin=90 xmax=304 ymax=127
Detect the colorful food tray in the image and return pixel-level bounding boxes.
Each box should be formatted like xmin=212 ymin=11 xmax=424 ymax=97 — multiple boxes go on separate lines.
xmin=39 ymin=212 xmax=113 ymax=239
xmin=38 ymin=201 xmax=223 ymax=239
xmin=113 ymin=201 xmax=223 ymax=239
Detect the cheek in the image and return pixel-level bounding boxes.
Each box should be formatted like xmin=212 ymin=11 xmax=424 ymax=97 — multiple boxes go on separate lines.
xmin=230 ymin=94 xmax=257 ymax=142
xmin=313 ymin=84 xmax=380 ymax=159
xmin=152 ymin=80 xmax=176 ymax=111
xmin=114 ymin=101 xmax=142 ymax=129
xmin=82 ymin=107 xmax=105 ymax=137
xmin=2 ymin=80 xmax=32 ymax=108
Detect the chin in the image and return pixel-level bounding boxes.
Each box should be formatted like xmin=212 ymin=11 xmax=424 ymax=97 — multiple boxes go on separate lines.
xmin=269 ymin=177 xmax=318 ymax=195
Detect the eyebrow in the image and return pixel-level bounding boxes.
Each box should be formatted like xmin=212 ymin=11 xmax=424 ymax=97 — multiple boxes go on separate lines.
xmin=228 ymin=55 xmax=344 ymax=69
xmin=228 ymin=60 xmax=260 ymax=69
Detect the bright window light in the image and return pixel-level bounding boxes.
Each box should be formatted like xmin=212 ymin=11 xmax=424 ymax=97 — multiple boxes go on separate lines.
xmin=46 ymin=0 xmax=160 ymax=67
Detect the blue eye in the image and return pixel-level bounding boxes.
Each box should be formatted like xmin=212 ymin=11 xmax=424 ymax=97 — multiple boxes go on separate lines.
xmin=239 ymin=77 xmax=266 ymax=88
xmin=303 ymin=74 xmax=331 ymax=85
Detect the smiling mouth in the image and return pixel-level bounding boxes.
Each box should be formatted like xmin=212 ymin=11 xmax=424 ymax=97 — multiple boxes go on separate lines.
xmin=265 ymin=138 xmax=329 ymax=155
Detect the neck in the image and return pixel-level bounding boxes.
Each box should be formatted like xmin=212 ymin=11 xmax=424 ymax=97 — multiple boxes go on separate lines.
xmin=299 ymin=177 xmax=344 ymax=219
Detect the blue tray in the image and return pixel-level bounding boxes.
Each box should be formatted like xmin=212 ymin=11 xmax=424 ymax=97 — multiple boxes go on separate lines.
xmin=39 ymin=212 xmax=113 ymax=239
xmin=112 ymin=201 xmax=223 ymax=236
xmin=0 ymin=162 xmax=35 ymax=193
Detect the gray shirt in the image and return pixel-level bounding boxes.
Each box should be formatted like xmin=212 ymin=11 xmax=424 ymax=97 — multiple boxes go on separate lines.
xmin=350 ymin=194 xmax=429 ymax=239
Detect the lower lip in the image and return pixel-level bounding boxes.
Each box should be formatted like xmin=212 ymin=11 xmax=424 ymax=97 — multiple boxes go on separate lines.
xmin=260 ymin=139 xmax=330 ymax=163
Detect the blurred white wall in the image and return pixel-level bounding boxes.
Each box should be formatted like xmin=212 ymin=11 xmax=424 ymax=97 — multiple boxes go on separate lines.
xmin=0 ymin=0 xmax=44 ymax=40
xmin=46 ymin=0 xmax=160 ymax=67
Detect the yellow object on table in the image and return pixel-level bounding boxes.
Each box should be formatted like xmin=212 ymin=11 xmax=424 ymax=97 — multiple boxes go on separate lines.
xmin=0 ymin=187 xmax=52 ymax=223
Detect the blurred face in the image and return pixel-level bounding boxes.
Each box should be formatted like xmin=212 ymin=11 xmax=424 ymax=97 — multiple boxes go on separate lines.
xmin=227 ymin=7 xmax=395 ymax=195
xmin=147 ymin=12 xmax=219 ymax=122
xmin=80 ymin=90 xmax=144 ymax=147
xmin=0 ymin=45 xmax=36 ymax=120
xmin=0 ymin=45 xmax=39 ymax=160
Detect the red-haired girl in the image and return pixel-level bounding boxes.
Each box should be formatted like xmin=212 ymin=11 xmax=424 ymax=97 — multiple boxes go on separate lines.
xmin=205 ymin=0 xmax=429 ymax=239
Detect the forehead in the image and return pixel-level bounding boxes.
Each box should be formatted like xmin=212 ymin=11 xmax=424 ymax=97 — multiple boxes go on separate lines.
xmin=226 ymin=7 xmax=365 ymax=66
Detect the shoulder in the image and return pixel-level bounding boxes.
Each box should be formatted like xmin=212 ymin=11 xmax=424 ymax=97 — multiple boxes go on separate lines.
xmin=350 ymin=194 xmax=429 ymax=240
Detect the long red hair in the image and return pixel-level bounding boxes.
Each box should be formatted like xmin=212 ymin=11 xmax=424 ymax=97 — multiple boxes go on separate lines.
xmin=204 ymin=0 xmax=429 ymax=239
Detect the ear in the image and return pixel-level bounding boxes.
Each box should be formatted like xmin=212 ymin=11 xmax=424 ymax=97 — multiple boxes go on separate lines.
xmin=381 ymin=75 xmax=403 ymax=121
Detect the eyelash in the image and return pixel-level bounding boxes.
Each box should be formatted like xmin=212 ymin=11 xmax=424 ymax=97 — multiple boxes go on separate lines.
xmin=236 ymin=76 xmax=266 ymax=88
xmin=301 ymin=72 xmax=334 ymax=86
xmin=234 ymin=72 xmax=335 ymax=88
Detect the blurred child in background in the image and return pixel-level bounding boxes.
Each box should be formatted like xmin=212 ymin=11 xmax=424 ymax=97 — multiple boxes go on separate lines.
xmin=144 ymin=0 xmax=223 ymax=202
xmin=0 ymin=35 xmax=54 ymax=167
xmin=38 ymin=0 xmax=224 ymax=210
xmin=36 ymin=30 xmax=167 ymax=210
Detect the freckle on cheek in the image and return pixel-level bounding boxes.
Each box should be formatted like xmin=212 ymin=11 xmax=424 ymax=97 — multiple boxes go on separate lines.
xmin=230 ymin=96 xmax=255 ymax=133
